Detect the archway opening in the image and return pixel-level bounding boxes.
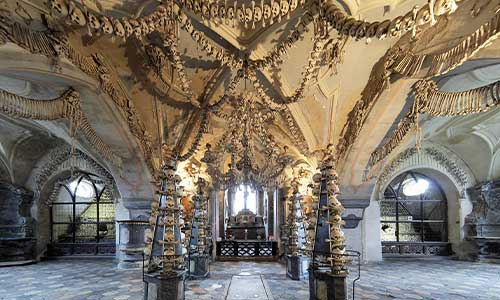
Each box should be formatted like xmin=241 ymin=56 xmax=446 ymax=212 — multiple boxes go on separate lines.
xmin=49 ymin=172 xmax=115 ymax=256
xmin=380 ymin=171 xmax=450 ymax=256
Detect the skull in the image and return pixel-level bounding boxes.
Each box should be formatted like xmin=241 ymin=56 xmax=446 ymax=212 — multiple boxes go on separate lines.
xmin=402 ymin=11 xmax=415 ymax=31
xmin=245 ymin=7 xmax=253 ymax=23
xmin=165 ymin=216 xmax=175 ymax=226
xmin=271 ymin=2 xmax=280 ymax=18
xmin=50 ymin=0 xmax=69 ymax=18
xmin=202 ymin=4 xmax=209 ymax=18
xmin=280 ymin=1 xmax=289 ymax=16
xmin=87 ymin=13 xmax=101 ymax=30
xmin=210 ymin=4 xmax=218 ymax=18
xmin=249 ymin=7 xmax=260 ymax=23
xmin=166 ymin=199 xmax=175 ymax=209
xmin=122 ymin=19 xmax=134 ymax=37
xmin=186 ymin=0 xmax=193 ymax=10
xmin=330 ymin=214 xmax=342 ymax=224
xmin=365 ymin=21 xmax=379 ymax=38
xmin=185 ymin=21 xmax=194 ymax=33
xmin=416 ymin=5 xmax=431 ymax=25
xmin=227 ymin=7 xmax=234 ymax=20
xmin=165 ymin=168 xmax=175 ymax=181
xmin=164 ymin=246 xmax=175 ymax=256
xmin=101 ymin=16 xmax=113 ymax=34
xmin=151 ymin=201 xmax=159 ymax=210
xmin=143 ymin=245 xmax=152 ymax=256
xmin=219 ymin=5 xmax=226 ymax=18
xmin=166 ymin=183 xmax=175 ymax=194
xmin=193 ymin=0 xmax=201 ymax=13
xmin=174 ymin=174 xmax=182 ymax=184
xmin=435 ymin=0 xmax=458 ymax=16
xmin=69 ymin=3 xmax=86 ymax=26
xmin=328 ymin=183 xmax=340 ymax=195
xmin=263 ymin=4 xmax=272 ymax=19
xmin=192 ymin=31 xmax=201 ymax=42
xmin=326 ymin=169 xmax=338 ymax=181
xmin=349 ymin=20 xmax=362 ymax=37
xmin=388 ymin=16 xmax=403 ymax=37
xmin=149 ymin=215 xmax=156 ymax=225
xmin=236 ymin=8 xmax=244 ymax=22
xmin=113 ymin=19 xmax=125 ymax=37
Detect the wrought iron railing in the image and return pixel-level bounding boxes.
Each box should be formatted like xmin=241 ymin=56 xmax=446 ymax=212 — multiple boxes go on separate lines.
xmin=216 ymin=240 xmax=277 ymax=258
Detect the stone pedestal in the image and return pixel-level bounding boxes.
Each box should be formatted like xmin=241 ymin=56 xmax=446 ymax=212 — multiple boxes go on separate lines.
xmin=117 ymin=220 xmax=149 ymax=269
xmin=189 ymin=254 xmax=210 ymax=278
xmin=286 ymin=255 xmax=309 ymax=280
xmin=308 ymin=267 xmax=348 ymax=300
xmin=0 ymin=181 xmax=35 ymax=263
xmin=144 ymin=271 xmax=186 ymax=300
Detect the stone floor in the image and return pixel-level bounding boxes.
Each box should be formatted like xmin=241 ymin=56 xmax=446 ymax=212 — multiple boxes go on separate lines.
xmin=0 ymin=258 xmax=499 ymax=300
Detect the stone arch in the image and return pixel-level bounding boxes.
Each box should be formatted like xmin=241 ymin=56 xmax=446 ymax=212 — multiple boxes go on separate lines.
xmin=375 ymin=143 xmax=476 ymax=200
xmin=489 ymin=149 xmax=500 ymax=180
xmin=372 ymin=143 xmax=477 ymax=257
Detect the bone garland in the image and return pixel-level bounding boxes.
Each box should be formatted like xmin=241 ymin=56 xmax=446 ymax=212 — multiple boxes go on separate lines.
xmin=283 ymin=108 xmax=310 ymax=154
xmin=249 ymin=11 xmax=315 ymax=70
xmin=322 ymin=0 xmax=458 ymax=41
xmin=207 ymin=69 xmax=245 ymax=112
xmin=367 ymin=78 xmax=500 ymax=169
xmin=0 ymin=21 xmax=156 ymax=171
xmin=367 ymin=115 xmax=416 ymax=169
xmin=177 ymin=0 xmax=306 ymax=29
xmin=248 ymin=33 xmax=328 ymax=105
xmin=172 ymin=3 xmax=243 ymax=69
xmin=145 ymin=157 xmax=187 ymax=274
xmin=416 ymin=79 xmax=500 ymax=116
xmin=427 ymin=12 xmax=500 ymax=77
xmin=0 ymin=88 xmax=121 ymax=166
xmin=161 ymin=37 xmax=196 ymax=105
xmin=47 ymin=0 xmax=171 ymax=40
xmin=177 ymin=111 xmax=209 ymax=161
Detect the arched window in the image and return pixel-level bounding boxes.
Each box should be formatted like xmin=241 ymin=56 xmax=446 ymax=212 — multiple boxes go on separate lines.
xmin=232 ymin=185 xmax=257 ymax=215
xmin=50 ymin=172 xmax=115 ymax=255
xmin=380 ymin=171 xmax=449 ymax=255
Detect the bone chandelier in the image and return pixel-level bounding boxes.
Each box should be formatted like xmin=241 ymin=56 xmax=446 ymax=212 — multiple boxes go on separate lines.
xmin=202 ymin=92 xmax=293 ymax=188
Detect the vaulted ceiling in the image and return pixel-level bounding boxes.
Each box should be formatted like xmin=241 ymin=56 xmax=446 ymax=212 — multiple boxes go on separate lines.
xmin=0 ymin=0 xmax=499 ymax=202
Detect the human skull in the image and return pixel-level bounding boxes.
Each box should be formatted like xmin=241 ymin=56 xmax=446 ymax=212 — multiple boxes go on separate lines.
xmin=164 ymin=246 xmax=175 ymax=256
xmin=87 ymin=13 xmax=101 ymax=30
xmin=245 ymin=7 xmax=253 ymax=23
xmin=236 ymin=8 xmax=245 ymax=22
xmin=388 ymin=16 xmax=403 ymax=37
xmin=144 ymin=229 xmax=153 ymax=243
xmin=50 ymin=0 xmax=69 ymax=18
xmin=201 ymin=4 xmax=209 ymax=18
xmin=227 ymin=7 xmax=234 ymax=20
xmin=143 ymin=245 xmax=152 ymax=256
xmin=113 ymin=19 xmax=125 ymax=37
xmin=122 ymin=19 xmax=134 ymax=37
xmin=280 ymin=1 xmax=289 ymax=16
xmin=165 ymin=216 xmax=175 ymax=226
xmin=165 ymin=168 xmax=175 ymax=181
xmin=186 ymin=0 xmax=193 ymax=10
xmin=166 ymin=199 xmax=175 ymax=209
xmin=263 ymin=4 xmax=272 ymax=19
xmin=253 ymin=6 xmax=262 ymax=22
xmin=151 ymin=201 xmax=159 ymax=210
xmin=290 ymin=0 xmax=298 ymax=11
xmin=219 ymin=5 xmax=226 ymax=18
xmin=271 ymin=2 xmax=280 ymax=18
xmin=69 ymin=3 xmax=86 ymax=26
xmin=210 ymin=4 xmax=218 ymax=18
xmin=312 ymin=173 xmax=322 ymax=183
xmin=326 ymin=169 xmax=338 ymax=181
xmin=101 ymin=16 xmax=113 ymax=34
xmin=193 ymin=0 xmax=201 ymax=13
xmin=174 ymin=174 xmax=182 ymax=184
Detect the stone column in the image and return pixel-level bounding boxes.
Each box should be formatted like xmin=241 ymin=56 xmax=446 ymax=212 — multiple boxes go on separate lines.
xmin=0 ymin=181 xmax=35 ymax=263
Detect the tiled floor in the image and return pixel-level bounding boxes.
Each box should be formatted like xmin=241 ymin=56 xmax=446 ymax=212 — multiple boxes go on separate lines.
xmin=0 ymin=258 xmax=499 ymax=300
